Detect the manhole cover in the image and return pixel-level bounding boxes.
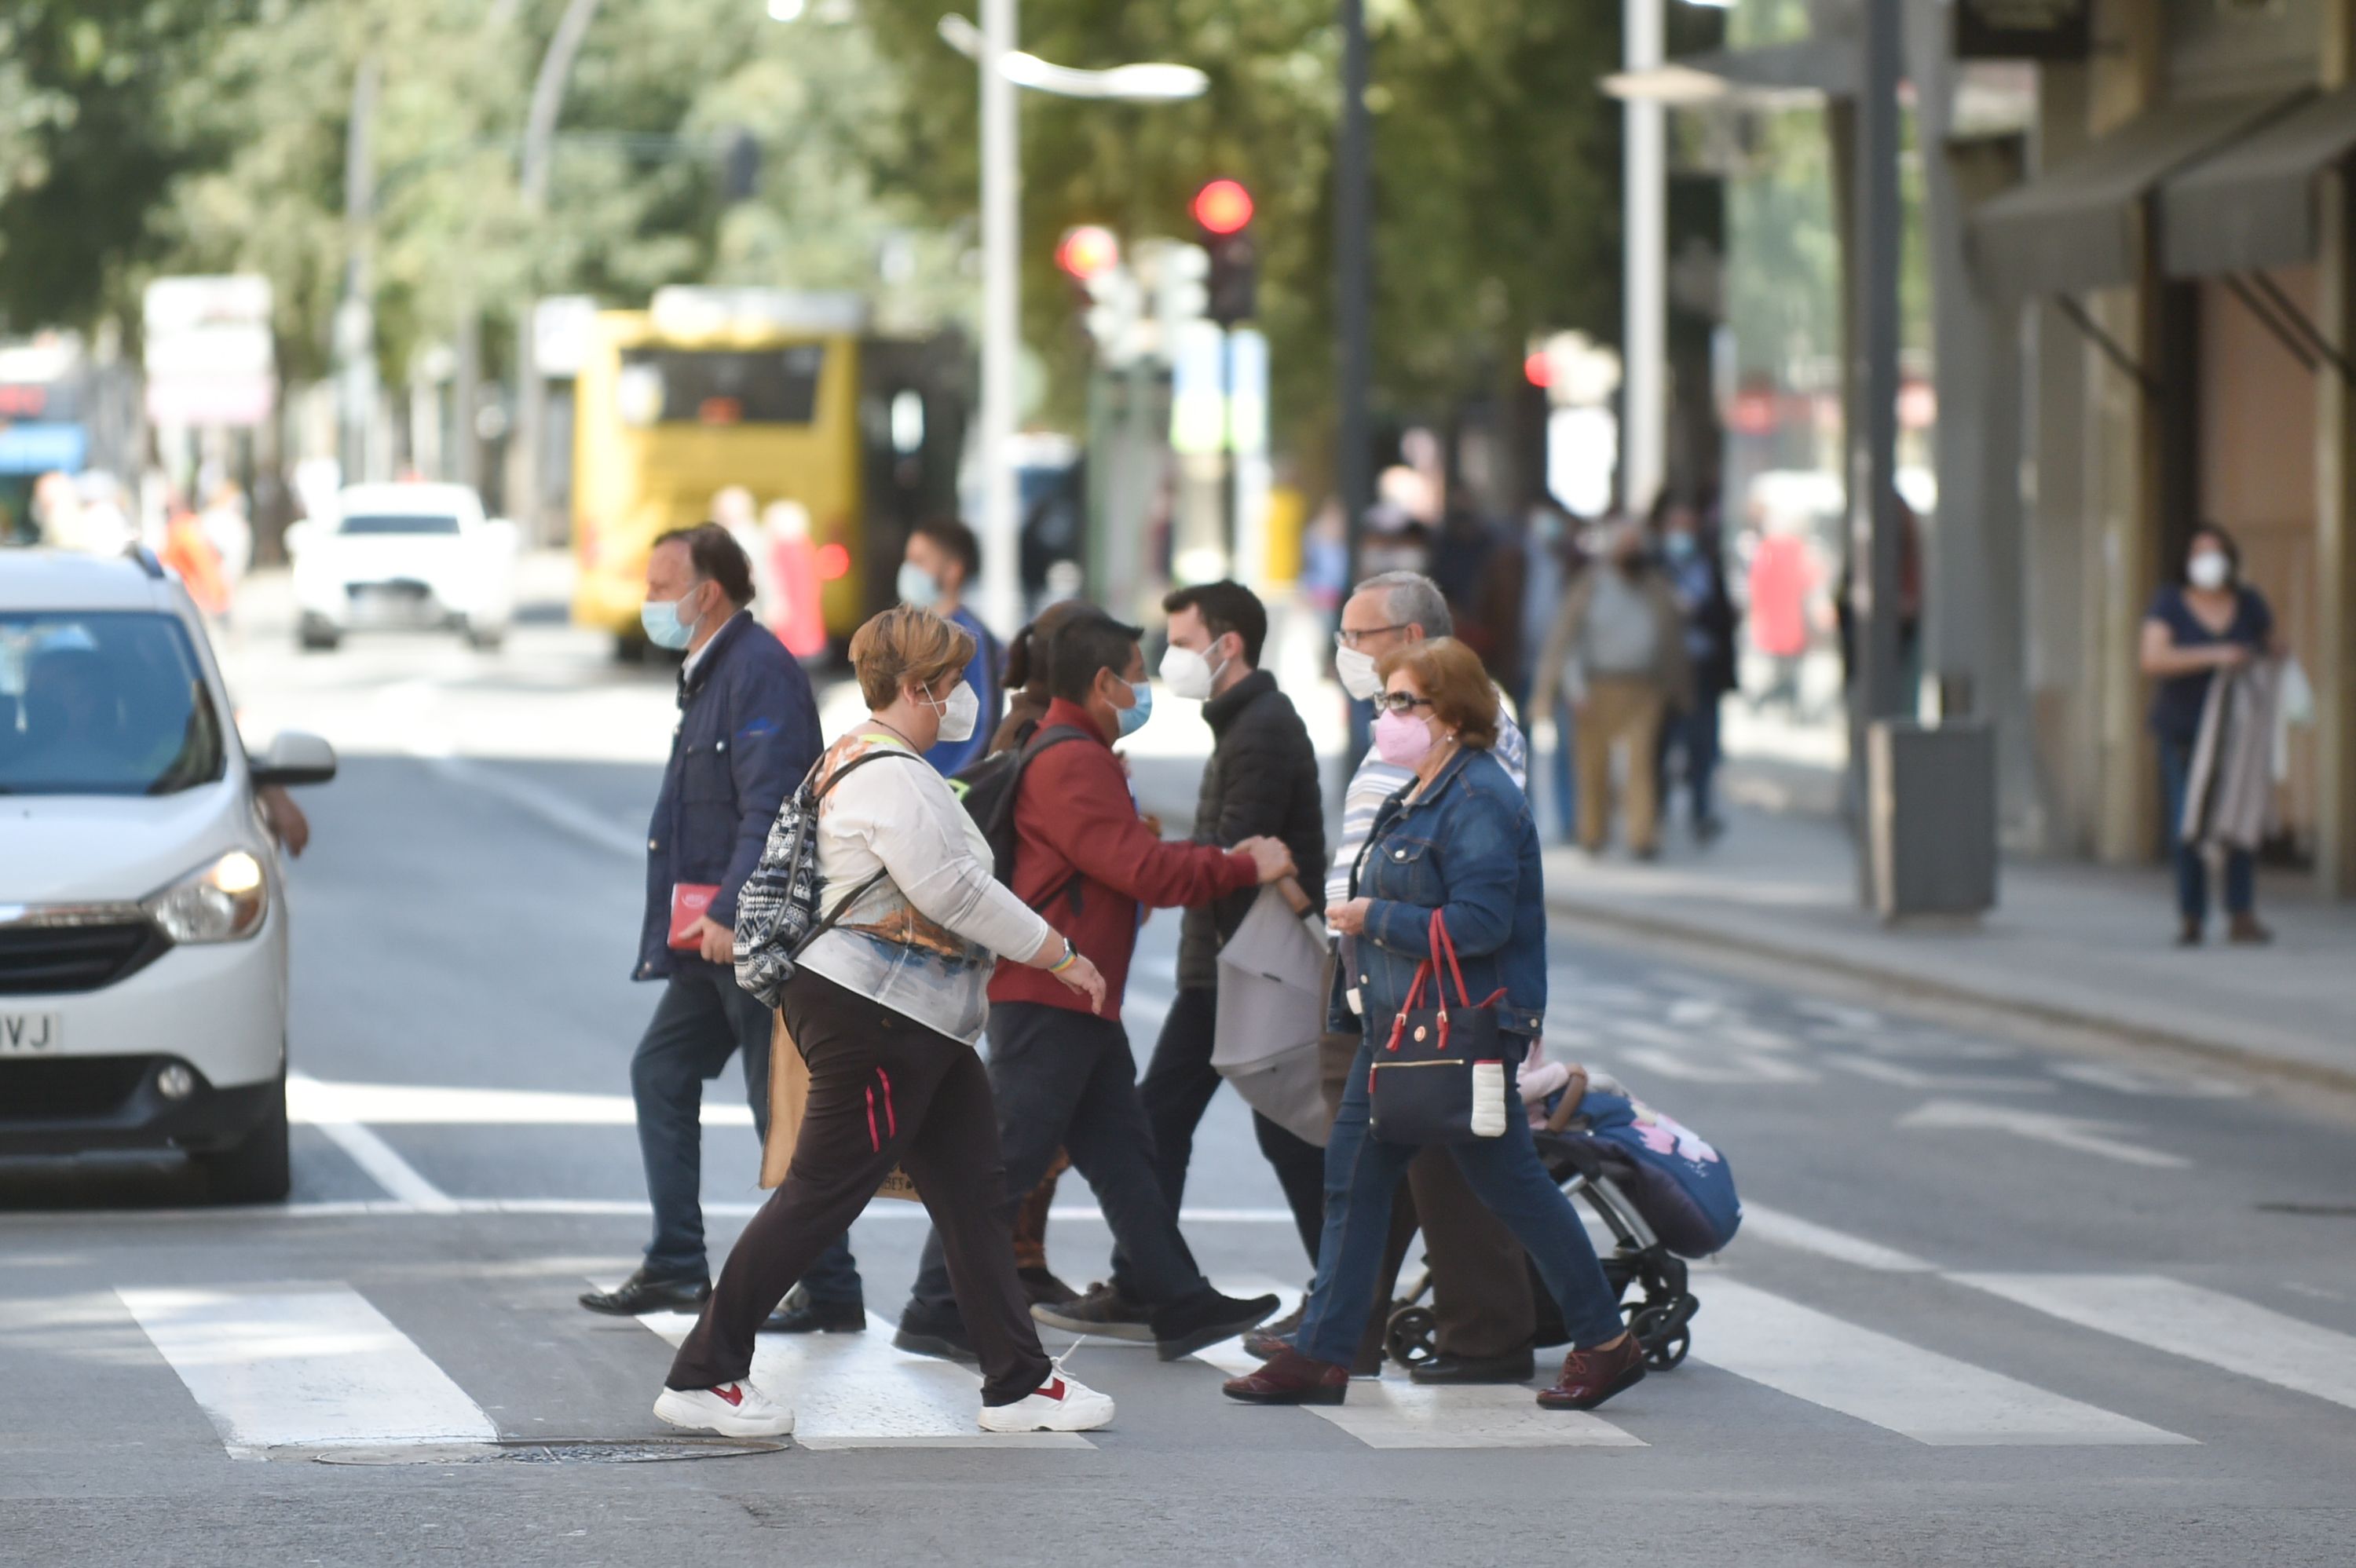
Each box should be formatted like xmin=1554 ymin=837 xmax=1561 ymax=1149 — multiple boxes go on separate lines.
xmin=313 ymin=1437 xmax=786 ymax=1466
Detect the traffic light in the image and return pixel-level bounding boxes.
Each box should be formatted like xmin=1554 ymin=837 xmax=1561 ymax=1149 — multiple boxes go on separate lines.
xmin=1054 ymin=225 xmax=1121 ymax=285
xmin=1191 ymin=179 xmax=1256 ymax=327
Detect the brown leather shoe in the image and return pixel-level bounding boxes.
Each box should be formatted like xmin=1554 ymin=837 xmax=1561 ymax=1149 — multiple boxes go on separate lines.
xmin=1535 ymin=1332 xmax=1647 ymax=1412
xmin=1221 ymin=1348 xmax=1349 ymax=1405
xmin=2228 ymin=912 xmax=2273 ymax=945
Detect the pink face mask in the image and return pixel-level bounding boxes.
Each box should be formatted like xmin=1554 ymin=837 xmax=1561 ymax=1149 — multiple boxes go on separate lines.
xmin=1373 ymin=708 xmax=1436 ymax=768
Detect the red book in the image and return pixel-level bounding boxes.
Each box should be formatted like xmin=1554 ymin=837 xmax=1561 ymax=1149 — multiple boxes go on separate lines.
xmin=668 ymin=883 xmax=721 ymax=949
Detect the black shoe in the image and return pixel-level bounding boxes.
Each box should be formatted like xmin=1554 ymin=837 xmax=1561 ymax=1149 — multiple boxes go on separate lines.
xmin=1019 ymin=1266 xmax=1082 ymax=1308
xmin=1030 ymin=1281 xmax=1154 ymax=1343
xmin=1151 ymin=1289 xmax=1281 ymax=1363
xmin=578 ymin=1267 xmax=709 ymax=1316
xmin=763 ymin=1287 xmax=867 ymax=1334
xmin=1694 ymin=815 xmax=1725 ymax=845
xmin=892 ymin=1303 xmax=979 ymax=1365
xmin=1408 ymin=1348 xmax=1536 ymax=1385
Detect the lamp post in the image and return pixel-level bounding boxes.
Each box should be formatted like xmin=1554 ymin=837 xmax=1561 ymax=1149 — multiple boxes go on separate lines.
xmin=935 ymin=13 xmax=1207 ymax=636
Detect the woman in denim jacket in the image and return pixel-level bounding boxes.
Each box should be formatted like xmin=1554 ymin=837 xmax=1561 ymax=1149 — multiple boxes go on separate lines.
xmin=1221 ymin=637 xmax=1645 ymax=1413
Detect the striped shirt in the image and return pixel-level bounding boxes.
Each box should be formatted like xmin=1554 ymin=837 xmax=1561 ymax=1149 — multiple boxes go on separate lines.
xmin=1325 ymin=694 xmax=1528 ymax=913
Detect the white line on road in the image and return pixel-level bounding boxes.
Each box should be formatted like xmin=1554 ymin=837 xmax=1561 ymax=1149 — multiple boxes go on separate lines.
xmin=1823 ymin=1057 xmax=2056 ymax=1095
xmin=1897 ymin=1098 xmax=2190 ymax=1168
xmin=119 ymin=1284 xmax=498 ymax=1458
xmin=6 ymin=1199 xmax=1308 ymax=1225
xmin=1734 ymin=1203 xmax=1936 ymax=1273
xmin=1952 ymin=1274 xmax=2356 ymax=1413
xmin=1620 ymin=1046 xmax=1819 ymax=1085
xmin=1691 ymin=1278 xmax=2192 ymax=1446
xmin=1190 ymin=1338 xmax=1644 ymax=1449
xmin=289 ymin=1076 xmax=754 ymax=1128
xmin=288 ymin=1075 xmax=459 ymax=1213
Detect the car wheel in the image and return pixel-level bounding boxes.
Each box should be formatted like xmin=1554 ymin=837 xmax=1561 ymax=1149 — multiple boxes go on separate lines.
xmin=613 ymin=629 xmax=650 ymax=664
xmin=464 ymin=621 xmax=506 ymax=652
xmin=192 ymin=1076 xmax=291 ymax=1204
xmin=298 ymin=616 xmax=342 ymax=652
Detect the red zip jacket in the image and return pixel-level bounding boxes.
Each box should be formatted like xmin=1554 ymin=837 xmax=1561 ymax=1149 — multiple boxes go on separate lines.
xmin=988 ymin=698 xmax=1257 ymax=1016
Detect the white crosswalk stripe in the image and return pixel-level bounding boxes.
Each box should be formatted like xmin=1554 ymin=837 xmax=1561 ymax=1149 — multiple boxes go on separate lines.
xmin=1951 ymin=1274 xmax=2356 ymax=1414
xmin=1191 ymin=1338 xmax=1645 ymax=1449
xmin=1689 ymin=1279 xmax=2192 ymax=1446
xmin=118 ymin=1284 xmax=497 ymax=1459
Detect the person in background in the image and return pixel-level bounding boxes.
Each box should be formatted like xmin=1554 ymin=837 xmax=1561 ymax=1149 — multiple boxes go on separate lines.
xmin=580 ymin=524 xmax=825 ymax=1325
xmin=1223 ymin=637 xmax=1645 ymax=1413
xmin=1745 ymin=510 xmax=1816 ymax=714
xmin=894 ymin=611 xmax=1284 ymax=1364
xmin=1301 ymin=570 xmax=1539 ymax=1385
xmin=1533 ymin=521 xmax=1691 ymax=861
xmin=1654 ymin=499 xmax=1740 ymax=844
xmin=160 ymin=501 xmax=230 ymax=623
xmin=654 ymin=606 xmax=1117 ymax=1438
xmin=759 ymin=500 xmax=828 ymax=662
xmin=2139 ymin=523 xmax=2276 ymax=947
xmin=898 ymin=516 xmax=1001 ymax=776
xmin=1515 ymin=501 xmax=1580 ymax=842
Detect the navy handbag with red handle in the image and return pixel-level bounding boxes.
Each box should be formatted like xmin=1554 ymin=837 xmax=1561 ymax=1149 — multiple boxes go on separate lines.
xmin=1366 ymin=909 xmax=1515 ymax=1143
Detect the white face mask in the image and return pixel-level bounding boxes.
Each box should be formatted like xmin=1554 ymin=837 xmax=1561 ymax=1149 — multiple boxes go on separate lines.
xmin=924 ymin=680 xmax=979 ymax=743
xmin=1336 ymin=645 xmax=1383 ymax=701
xmin=2188 ymin=551 xmax=2230 ymax=591
xmin=1158 ymin=641 xmax=1227 ymax=702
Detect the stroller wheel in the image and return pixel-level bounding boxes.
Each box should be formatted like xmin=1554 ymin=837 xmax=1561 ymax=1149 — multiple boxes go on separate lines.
xmin=1385 ymin=1305 xmax=1440 ymax=1369
xmin=1628 ymin=1304 xmax=1692 ymax=1370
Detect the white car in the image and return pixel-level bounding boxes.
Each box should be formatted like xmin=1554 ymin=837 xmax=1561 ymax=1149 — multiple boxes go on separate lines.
xmin=287 ymin=482 xmax=518 ymax=652
xmin=0 ymin=548 xmax=335 ymax=1201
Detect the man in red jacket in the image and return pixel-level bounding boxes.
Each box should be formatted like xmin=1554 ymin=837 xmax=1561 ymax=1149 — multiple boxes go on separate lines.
xmin=894 ymin=611 xmax=1292 ymax=1364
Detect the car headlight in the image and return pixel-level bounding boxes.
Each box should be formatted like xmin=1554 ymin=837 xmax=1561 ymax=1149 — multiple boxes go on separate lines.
xmin=144 ymin=851 xmax=270 ymax=944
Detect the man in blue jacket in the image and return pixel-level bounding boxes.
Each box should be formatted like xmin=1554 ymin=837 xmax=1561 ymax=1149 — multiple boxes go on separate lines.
xmin=580 ymin=524 xmax=845 ymax=1320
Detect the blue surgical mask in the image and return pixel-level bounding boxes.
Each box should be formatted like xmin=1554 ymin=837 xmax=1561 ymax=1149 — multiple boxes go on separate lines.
xmin=640 ymin=589 xmax=697 ymax=650
xmin=1115 ymin=680 xmax=1153 ymax=737
xmin=897 ymin=561 xmax=942 ymax=609
xmin=1663 ymin=532 xmax=1696 ymax=562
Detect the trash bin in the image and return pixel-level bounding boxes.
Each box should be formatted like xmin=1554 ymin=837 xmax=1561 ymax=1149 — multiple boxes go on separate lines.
xmin=1867 ymin=718 xmax=1996 ymax=920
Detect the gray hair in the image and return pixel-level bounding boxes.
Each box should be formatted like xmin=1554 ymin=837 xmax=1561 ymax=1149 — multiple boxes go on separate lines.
xmin=1352 ymin=570 xmax=1452 ymax=639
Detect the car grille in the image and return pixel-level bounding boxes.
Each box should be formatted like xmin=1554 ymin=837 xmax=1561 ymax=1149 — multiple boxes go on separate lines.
xmin=0 ymin=1056 xmax=157 ymax=1120
xmin=0 ymin=922 xmax=167 ymax=995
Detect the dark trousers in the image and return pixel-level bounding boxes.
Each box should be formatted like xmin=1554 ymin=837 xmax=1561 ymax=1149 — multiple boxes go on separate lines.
xmin=666 ymin=969 xmax=1049 ymax=1405
xmin=909 ymin=1000 xmax=1211 ymax=1326
xmin=1657 ymin=696 xmax=1722 ymax=826
xmin=631 ymin=965 xmax=775 ymax=1279
xmin=2160 ymin=740 xmax=2255 ymax=921
xmin=1110 ymin=986 xmax=1325 ymax=1294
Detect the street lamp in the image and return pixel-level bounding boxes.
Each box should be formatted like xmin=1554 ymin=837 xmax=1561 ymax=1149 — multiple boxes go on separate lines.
xmin=935 ymin=10 xmax=1208 ymax=637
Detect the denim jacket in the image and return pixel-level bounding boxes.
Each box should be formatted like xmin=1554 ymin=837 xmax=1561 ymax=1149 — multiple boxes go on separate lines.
xmin=1329 ymin=745 xmax=1546 ymax=1041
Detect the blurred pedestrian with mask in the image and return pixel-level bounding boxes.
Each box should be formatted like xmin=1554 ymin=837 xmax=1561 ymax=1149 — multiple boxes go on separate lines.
xmin=1515 ymin=501 xmax=1580 ymax=842
xmin=1654 ymin=499 xmax=1739 ymax=843
xmin=898 ymin=517 xmax=1001 ymax=776
xmin=655 ymin=605 xmax=1119 ymax=1438
xmin=1307 ymin=570 xmax=1539 ymax=1383
xmin=2139 ymin=523 xmax=2277 ymax=946
xmin=1224 ymin=637 xmax=1646 ymax=1412
xmin=894 ymin=611 xmax=1285 ymax=1363
xmin=581 ymin=524 xmax=827 ymax=1324
xmin=1533 ymin=520 xmax=1691 ymax=860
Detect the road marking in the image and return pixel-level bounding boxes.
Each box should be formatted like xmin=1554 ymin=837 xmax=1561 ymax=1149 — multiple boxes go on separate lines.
xmin=119 ymin=1284 xmax=498 ymax=1458
xmin=288 ymin=1076 xmax=459 ymax=1212
xmin=1793 ymin=1000 xmax=1886 ymax=1031
xmin=1692 ymin=1279 xmax=2191 ymax=1446
xmin=1952 ymin=1274 xmax=2356 ymax=1413
xmin=2 ymin=1198 xmax=1307 ymax=1226
xmin=1824 ymin=1057 xmax=2055 ymax=1095
xmin=2047 ymin=1062 xmax=2252 ymax=1099
xmin=1897 ymin=1098 xmax=2189 ymax=1168
xmin=1621 ymin=1046 xmax=1819 ymax=1085
xmin=626 ymin=1302 xmax=1091 ymax=1449
xmin=1735 ymin=1203 xmax=1936 ymax=1272
xmin=1190 ymin=1340 xmax=1644 ymax=1449
xmin=289 ymin=1076 xmax=754 ymax=1128
xmin=424 ymin=754 xmax=644 ymax=859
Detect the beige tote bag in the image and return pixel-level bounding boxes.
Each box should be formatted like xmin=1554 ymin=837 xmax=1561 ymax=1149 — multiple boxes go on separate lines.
xmin=763 ymin=1011 xmax=920 ymax=1200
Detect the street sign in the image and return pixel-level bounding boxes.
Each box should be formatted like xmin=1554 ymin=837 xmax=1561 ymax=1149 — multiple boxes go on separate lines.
xmin=142 ymin=275 xmax=276 ymax=427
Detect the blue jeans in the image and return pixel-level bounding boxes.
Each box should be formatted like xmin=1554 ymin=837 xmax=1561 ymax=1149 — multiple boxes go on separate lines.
xmin=2158 ymin=740 xmax=2253 ymax=922
xmin=1291 ymin=1037 xmax=1626 ymax=1368
xmin=1548 ymin=696 xmax=1579 ymax=842
xmin=1659 ymin=696 xmax=1721 ymax=825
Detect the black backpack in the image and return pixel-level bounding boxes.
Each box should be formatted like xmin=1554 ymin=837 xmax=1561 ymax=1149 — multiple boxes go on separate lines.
xmin=952 ymin=721 xmax=1092 ymax=908
xmin=732 ymin=748 xmax=921 ymax=1007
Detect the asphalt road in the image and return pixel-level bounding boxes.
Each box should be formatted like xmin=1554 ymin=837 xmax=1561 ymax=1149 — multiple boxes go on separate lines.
xmin=3 ymin=592 xmax=2354 ymax=1568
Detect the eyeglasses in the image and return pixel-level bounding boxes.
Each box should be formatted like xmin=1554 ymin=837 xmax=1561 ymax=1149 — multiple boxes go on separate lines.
xmin=1374 ymin=691 xmax=1435 ymax=715
xmin=1334 ymin=623 xmax=1408 ymax=651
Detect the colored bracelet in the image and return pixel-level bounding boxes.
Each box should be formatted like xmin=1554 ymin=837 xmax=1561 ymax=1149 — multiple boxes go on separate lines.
xmin=1048 ymin=941 xmax=1078 ymax=973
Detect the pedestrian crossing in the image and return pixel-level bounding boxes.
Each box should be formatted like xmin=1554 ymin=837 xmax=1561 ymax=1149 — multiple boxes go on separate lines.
xmin=72 ymin=1262 xmax=2356 ymax=1462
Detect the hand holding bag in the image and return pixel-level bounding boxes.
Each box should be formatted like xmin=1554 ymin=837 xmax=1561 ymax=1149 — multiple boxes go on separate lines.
xmin=1366 ymin=909 xmax=1514 ymax=1143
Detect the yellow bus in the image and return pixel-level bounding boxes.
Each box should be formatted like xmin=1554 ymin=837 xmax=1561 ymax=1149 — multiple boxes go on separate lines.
xmin=569 ymin=288 xmax=965 ymax=657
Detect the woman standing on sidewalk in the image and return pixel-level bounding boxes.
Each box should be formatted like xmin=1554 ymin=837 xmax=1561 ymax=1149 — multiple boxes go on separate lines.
xmin=654 ymin=606 xmax=1118 ymax=1438
xmin=2139 ymin=524 xmax=2274 ymax=947
xmin=1220 ymin=637 xmax=1646 ymax=1413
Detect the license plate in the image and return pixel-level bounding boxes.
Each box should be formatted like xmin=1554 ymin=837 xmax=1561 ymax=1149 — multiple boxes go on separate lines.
xmin=0 ymin=1011 xmax=61 ymax=1054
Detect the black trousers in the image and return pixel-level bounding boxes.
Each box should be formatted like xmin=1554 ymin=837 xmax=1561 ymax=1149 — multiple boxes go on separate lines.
xmin=1110 ymin=985 xmax=1326 ymax=1296
xmin=666 ymin=968 xmax=1051 ymax=1406
xmin=907 ymin=1000 xmax=1211 ymax=1327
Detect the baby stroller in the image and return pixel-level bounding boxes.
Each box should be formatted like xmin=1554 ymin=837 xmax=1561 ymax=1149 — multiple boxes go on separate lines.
xmin=1383 ymin=1070 xmax=1740 ymax=1374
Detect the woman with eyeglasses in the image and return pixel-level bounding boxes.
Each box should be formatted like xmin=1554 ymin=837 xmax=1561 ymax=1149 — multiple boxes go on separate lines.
xmin=1220 ymin=636 xmax=1645 ymax=1413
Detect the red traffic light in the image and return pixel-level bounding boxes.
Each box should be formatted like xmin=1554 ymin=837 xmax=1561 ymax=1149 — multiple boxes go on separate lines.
xmin=1055 ymin=225 xmax=1121 ymax=282
xmin=1191 ymin=179 xmax=1253 ymax=236
xmin=1523 ymin=350 xmax=1552 ymax=388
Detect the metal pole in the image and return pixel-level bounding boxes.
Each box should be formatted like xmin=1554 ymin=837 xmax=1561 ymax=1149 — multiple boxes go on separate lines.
xmin=1853 ymin=0 xmax=1907 ymax=897
xmin=977 ymin=0 xmax=1023 ymax=635
xmin=1335 ymin=0 xmax=1374 ymax=581
xmin=1220 ymin=324 xmax=1237 ymax=575
xmin=510 ymin=0 xmax=600 ymax=538
xmin=335 ymin=53 xmax=381 ymax=488
xmin=1622 ymin=0 xmax=1666 ymax=515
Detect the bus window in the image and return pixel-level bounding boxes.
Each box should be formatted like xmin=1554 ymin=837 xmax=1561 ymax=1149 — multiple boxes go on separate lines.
xmin=616 ymin=345 xmax=825 ymax=426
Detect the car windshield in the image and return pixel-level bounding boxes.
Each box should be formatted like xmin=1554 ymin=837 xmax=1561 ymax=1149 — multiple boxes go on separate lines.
xmin=0 ymin=612 xmax=227 ymax=795
xmin=339 ymin=513 xmax=462 ymax=535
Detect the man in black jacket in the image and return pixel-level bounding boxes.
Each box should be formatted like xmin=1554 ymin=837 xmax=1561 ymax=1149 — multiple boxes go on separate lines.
xmin=1077 ymin=582 xmax=1328 ymax=1324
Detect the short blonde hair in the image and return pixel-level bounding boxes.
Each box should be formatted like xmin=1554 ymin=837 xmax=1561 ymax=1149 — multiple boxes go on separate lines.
xmin=1376 ymin=636 xmax=1499 ymax=751
xmin=849 ymin=605 xmax=976 ymax=709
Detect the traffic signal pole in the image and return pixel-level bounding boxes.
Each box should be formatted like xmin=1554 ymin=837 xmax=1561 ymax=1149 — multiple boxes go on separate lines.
xmin=1336 ymin=0 xmax=1374 ymax=583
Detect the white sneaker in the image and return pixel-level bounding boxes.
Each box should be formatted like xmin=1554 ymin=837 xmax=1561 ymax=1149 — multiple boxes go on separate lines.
xmin=976 ymin=1373 xmax=1115 ymax=1433
xmin=653 ymin=1381 xmax=795 ymax=1438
